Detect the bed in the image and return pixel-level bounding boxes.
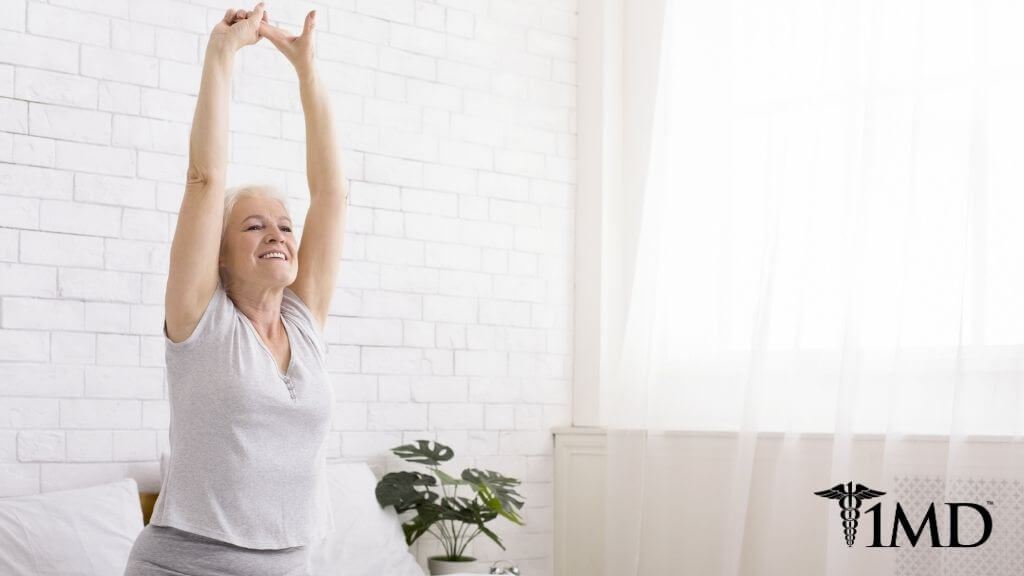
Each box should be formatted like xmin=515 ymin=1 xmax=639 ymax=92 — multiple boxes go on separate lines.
xmin=0 ymin=460 xmax=431 ymax=576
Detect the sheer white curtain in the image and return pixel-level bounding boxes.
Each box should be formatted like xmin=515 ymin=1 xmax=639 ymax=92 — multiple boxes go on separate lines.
xmin=601 ymin=0 xmax=1024 ymax=574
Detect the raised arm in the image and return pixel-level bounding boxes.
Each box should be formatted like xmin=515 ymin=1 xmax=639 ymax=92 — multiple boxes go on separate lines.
xmin=261 ymin=11 xmax=347 ymax=331
xmin=165 ymin=4 xmax=265 ymax=343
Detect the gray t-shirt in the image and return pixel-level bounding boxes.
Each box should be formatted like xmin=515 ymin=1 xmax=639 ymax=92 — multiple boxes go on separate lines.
xmin=150 ymin=282 xmax=336 ymax=549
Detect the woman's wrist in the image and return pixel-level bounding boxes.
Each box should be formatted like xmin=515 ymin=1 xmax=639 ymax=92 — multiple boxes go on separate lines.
xmin=295 ymin=62 xmax=318 ymax=84
xmin=206 ymin=34 xmax=238 ymax=58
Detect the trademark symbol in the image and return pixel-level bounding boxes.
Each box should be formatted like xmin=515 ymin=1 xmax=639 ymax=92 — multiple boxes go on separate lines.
xmin=987 ymin=500 xmax=994 ymax=506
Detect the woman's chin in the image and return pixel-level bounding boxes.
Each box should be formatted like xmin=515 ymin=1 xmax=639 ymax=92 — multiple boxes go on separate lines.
xmin=244 ymin=268 xmax=295 ymax=286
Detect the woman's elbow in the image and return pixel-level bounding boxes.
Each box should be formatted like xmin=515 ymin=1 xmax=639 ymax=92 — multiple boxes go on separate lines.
xmin=186 ymin=161 xmax=224 ymax=189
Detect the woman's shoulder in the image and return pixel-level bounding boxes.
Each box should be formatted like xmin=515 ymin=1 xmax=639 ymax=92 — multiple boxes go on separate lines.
xmin=166 ymin=282 xmax=235 ymax=351
xmin=281 ymin=286 xmax=329 ymax=356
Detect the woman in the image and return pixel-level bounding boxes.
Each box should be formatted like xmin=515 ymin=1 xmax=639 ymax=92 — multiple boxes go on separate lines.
xmin=124 ymin=3 xmax=348 ymax=575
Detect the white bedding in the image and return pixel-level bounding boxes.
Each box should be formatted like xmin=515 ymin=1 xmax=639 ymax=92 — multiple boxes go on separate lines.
xmin=307 ymin=461 xmax=425 ymax=576
xmin=0 ymin=478 xmax=144 ymax=576
xmin=0 ymin=461 xmax=430 ymax=576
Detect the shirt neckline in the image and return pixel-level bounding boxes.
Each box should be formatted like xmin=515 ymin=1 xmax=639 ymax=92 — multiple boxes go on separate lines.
xmin=239 ymin=312 xmax=294 ymax=380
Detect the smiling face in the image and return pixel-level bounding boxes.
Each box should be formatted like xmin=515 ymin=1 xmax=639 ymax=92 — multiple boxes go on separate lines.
xmin=219 ymin=193 xmax=297 ymax=292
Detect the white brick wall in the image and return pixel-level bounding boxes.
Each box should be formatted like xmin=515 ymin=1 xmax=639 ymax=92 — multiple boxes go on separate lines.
xmin=0 ymin=1 xmax=575 ymax=574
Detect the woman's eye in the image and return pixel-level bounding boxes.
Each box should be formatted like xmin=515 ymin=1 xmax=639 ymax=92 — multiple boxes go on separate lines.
xmin=282 ymin=227 xmax=292 ymax=232
xmin=247 ymin=225 xmax=261 ymax=230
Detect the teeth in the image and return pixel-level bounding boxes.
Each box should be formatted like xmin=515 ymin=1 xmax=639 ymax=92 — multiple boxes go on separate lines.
xmin=260 ymin=252 xmax=286 ymax=260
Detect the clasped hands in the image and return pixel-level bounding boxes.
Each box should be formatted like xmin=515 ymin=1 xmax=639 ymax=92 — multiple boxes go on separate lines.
xmin=211 ymin=2 xmax=316 ymax=75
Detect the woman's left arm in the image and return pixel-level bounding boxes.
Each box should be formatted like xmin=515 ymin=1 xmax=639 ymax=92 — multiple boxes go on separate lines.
xmin=297 ymin=60 xmax=346 ymax=201
xmin=262 ymin=11 xmax=346 ymax=330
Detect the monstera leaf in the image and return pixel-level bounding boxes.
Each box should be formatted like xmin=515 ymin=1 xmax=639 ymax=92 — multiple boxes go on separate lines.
xmin=429 ymin=495 xmax=504 ymax=550
xmin=400 ymin=500 xmax=445 ymax=545
xmin=391 ymin=440 xmax=454 ymax=466
xmin=476 ymin=522 xmax=505 ymax=551
xmin=441 ymin=495 xmax=477 ymax=513
xmin=375 ymin=471 xmax=438 ymax=513
xmin=454 ymin=497 xmax=499 ymax=524
xmin=462 ymin=468 xmax=525 ymax=524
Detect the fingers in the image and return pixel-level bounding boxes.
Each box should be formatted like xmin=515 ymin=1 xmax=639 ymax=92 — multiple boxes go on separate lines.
xmin=303 ymin=10 xmax=316 ymax=35
xmin=224 ymin=8 xmax=245 ymax=25
xmin=250 ymin=2 xmax=266 ymax=24
xmin=258 ymin=20 xmax=292 ymax=49
xmin=224 ymin=4 xmax=267 ymax=26
xmin=258 ymin=20 xmax=284 ymax=40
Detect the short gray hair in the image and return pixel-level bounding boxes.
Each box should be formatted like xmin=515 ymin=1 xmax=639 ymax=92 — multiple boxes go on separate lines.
xmin=222 ymin=184 xmax=291 ymax=238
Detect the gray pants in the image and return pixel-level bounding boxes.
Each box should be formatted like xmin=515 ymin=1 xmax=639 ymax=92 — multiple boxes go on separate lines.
xmin=123 ymin=524 xmax=310 ymax=576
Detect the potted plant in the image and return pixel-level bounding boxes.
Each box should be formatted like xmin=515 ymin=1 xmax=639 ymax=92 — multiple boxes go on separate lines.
xmin=375 ymin=439 xmax=526 ymax=575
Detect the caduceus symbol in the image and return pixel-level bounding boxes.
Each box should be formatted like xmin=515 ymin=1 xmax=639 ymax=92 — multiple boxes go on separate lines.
xmin=814 ymin=482 xmax=886 ymax=547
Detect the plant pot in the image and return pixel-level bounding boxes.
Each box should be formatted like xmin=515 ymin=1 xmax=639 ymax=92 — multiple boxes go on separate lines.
xmin=428 ymin=555 xmax=479 ymax=575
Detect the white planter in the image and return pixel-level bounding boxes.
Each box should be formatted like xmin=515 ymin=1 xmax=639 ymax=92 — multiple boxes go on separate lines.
xmin=427 ymin=555 xmax=479 ymax=575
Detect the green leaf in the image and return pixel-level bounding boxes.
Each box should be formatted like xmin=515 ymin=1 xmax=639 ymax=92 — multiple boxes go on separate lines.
xmin=477 ymin=522 xmax=506 ymax=551
xmin=461 ymin=468 xmax=526 ymax=524
xmin=436 ymin=468 xmax=470 ymax=486
xmin=375 ymin=471 xmax=438 ymax=513
xmin=401 ymin=501 xmax=445 ymax=546
xmin=442 ymin=495 xmax=476 ymax=512
xmin=391 ymin=440 xmax=455 ymax=466
xmin=444 ymin=496 xmax=493 ymax=527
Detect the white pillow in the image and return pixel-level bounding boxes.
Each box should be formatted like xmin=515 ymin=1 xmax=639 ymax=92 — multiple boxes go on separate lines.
xmin=0 ymin=478 xmax=144 ymax=576
xmin=308 ymin=462 xmax=426 ymax=576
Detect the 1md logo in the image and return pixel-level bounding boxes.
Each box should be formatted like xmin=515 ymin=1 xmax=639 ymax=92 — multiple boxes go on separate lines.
xmin=814 ymin=482 xmax=885 ymax=546
xmin=815 ymin=481 xmax=993 ymax=548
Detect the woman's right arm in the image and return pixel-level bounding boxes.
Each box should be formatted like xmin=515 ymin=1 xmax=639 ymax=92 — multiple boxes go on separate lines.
xmin=185 ymin=36 xmax=233 ymax=189
xmin=165 ymin=5 xmax=264 ymax=343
